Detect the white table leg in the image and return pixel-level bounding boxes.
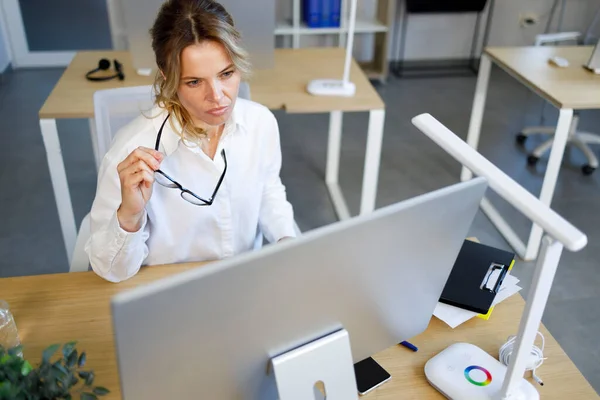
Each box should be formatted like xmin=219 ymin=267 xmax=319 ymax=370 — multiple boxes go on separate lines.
xmin=326 ymin=111 xmax=342 ymax=185
xmin=89 ymin=117 xmax=99 ymax=171
xmin=326 ymin=111 xmax=351 ymax=220
xmin=360 ymin=109 xmax=385 ymax=215
xmin=40 ymin=118 xmax=77 ymax=264
xmin=461 ymin=54 xmax=492 ymax=182
xmin=524 ymin=108 xmax=573 ymax=260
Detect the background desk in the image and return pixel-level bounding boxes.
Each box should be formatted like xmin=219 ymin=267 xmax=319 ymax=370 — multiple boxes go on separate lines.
xmin=462 ymin=46 xmax=600 ymax=261
xmin=39 ymin=48 xmax=385 ymax=263
xmin=1 ymin=264 xmax=596 ymax=399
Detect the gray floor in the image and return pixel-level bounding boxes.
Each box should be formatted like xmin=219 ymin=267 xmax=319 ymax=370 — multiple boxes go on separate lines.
xmin=0 ymin=66 xmax=599 ymax=394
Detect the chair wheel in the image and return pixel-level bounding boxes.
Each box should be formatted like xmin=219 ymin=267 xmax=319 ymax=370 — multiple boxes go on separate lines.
xmin=582 ymin=165 xmax=596 ymax=175
xmin=516 ymin=133 xmax=527 ymax=145
xmin=527 ymin=155 xmax=539 ymax=166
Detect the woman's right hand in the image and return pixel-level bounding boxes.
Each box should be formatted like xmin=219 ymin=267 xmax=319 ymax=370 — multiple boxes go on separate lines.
xmin=116 ymin=147 xmax=164 ymax=232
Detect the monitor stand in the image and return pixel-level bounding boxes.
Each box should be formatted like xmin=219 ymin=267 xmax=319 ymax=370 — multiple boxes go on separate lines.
xmin=271 ymin=329 xmax=359 ymax=400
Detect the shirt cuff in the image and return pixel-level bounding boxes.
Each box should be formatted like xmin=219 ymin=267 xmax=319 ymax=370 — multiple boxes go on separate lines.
xmin=268 ymin=219 xmax=298 ymax=242
xmin=112 ymin=210 xmax=148 ymax=244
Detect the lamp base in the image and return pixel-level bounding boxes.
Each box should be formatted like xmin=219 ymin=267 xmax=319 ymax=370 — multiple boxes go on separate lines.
xmin=425 ymin=343 xmax=539 ymax=400
xmin=307 ymin=79 xmax=356 ymax=97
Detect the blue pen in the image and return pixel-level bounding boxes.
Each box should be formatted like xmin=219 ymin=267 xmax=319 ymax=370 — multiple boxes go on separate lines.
xmin=400 ymin=341 xmax=418 ymax=352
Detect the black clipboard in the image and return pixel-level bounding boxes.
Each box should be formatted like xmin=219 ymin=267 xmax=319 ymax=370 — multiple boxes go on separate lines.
xmin=439 ymin=240 xmax=515 ymax=314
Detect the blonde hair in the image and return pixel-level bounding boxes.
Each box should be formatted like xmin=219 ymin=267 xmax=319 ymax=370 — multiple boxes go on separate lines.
xmin=150 ymin=0 xmax=251 ymax=140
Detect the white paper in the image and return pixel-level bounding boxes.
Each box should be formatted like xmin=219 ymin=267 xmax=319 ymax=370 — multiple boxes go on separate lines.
xmin=493 ymin=275 xmax=520 ymax=306
xmin=497 ymin=274 xmax=520 ymax=293
xmin=434 ymin=274 xmax=522 ymax=329
xmin=434 ymin=302 xmax=477 ymax=329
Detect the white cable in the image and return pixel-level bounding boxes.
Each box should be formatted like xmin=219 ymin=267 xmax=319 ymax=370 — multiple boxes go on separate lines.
xmin=499 ymin=332 xmax=546 ymax=386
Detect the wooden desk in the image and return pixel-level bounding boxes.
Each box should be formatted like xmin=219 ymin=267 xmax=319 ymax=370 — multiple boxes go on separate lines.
xmin=462 ymin=46 xmax=600 ymax=261
xmin=39 ymin=48 xmax=385 ymax=264
xmin=484 ymin=46 xmax=600 ymax=110
xmin=1 ymin=265 xmax=596 ymax=399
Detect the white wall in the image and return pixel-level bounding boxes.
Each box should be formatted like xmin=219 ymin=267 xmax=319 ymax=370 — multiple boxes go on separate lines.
xmin=0 ymin=32 xmax=9 ymax=72
xmin=276 ymin=0 xmax=596 ymax=62
xmin=395 ymin=0 xmax=597 ymax=61
xmin=109 ymin=0 xmax=597 ymax=64
xmin=0 ymin=5 xmax=12 ymax=72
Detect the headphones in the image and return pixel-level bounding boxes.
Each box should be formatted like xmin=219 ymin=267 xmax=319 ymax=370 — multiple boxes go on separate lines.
xmin=86 ymin=58 xmax=125 ymax=82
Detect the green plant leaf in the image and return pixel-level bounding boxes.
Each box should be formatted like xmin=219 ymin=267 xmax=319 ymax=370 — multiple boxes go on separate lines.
xmin=62 ymin=376 xmax=71 ymax=392
xmin=52 ymin=361 xmax=69 ymax=376
xmin=78 ymin=371 xmax=90 ymax=379
xmin=85 ymin=371 xmax=95 ymax=386
xmin=81 ymin=393 xmax=98 ymax=400
xmin=42 ymin=344 xmax=61 ymax=363
xmin=62 ymin=341 xmax=77 ymax=360
xmin=0 ymin=354 xmax=10 ymax=365
xmin=0 ymin=381 xmax=13 ymax=397
xmin=46 ymin=379 xmax=60 ymax=397
xmin=67 ymin=350 xmax=78 ymax=368
xmin=39 ymin=359 xmax=51 ymax=375
xmin=78 ymin=352 xmax=87 ymax=368
xmin=50 ymin=370 xmax=65 ymax=384
xmin=92 ymin=387 xmax=110 ymax=396
xmin=20 ymin=360 xmax=33 ymax=376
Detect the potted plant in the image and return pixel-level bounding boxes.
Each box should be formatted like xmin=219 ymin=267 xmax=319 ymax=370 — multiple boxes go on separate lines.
xmin=0 ymin=342 xmax=110 ymax=400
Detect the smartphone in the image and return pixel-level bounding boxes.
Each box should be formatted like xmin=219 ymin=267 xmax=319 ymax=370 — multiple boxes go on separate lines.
xmin=354 ymin=357 xmax=392 ymax=395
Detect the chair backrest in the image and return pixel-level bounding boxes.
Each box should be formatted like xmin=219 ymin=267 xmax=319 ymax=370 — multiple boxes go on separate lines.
xmin=93 ymin=85 xmax=156 ymax=168
xmin=92 ymin=82 xmax=252 ymax=168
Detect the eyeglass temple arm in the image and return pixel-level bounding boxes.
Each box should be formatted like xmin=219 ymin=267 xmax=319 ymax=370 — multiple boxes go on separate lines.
xmin=208 ymin=150 xmax=227 ymax=202
xmin=155 ymin=114 xmax=171 ymax=151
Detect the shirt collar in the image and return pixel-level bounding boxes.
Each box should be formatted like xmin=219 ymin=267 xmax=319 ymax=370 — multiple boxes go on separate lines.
xmin=152 ymin=101 xmax=246 ymax=157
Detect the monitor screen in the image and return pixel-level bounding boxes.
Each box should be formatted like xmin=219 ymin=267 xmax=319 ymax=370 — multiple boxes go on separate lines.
xmin=121 ymin=0 xmax=275 ymax=73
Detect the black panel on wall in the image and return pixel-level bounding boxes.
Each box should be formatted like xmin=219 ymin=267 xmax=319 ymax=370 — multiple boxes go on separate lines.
xmin=406 ymin=0 xmax=488 ymax=14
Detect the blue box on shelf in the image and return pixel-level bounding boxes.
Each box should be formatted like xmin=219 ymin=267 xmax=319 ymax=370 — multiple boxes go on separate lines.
xmin=303 ymin=0 xmax=341 ymax=28
xmin=322 ymin=0 xmax=341 ymax=27
xmin=303 ymin=0 xmax=322 ymax=27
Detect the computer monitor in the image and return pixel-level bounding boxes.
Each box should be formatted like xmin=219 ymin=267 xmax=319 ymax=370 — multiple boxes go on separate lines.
xmin=120 ymin=0 xmax=275 ymax=74
xmin=111 ymin=178 xmax=488 ymax=399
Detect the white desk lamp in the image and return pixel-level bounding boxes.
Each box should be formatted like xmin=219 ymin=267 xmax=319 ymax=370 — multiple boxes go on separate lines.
xmin=412 ymin=113 xmax=587 ymax=400
xmin=307 ymin=0 xmax=357 ymax=97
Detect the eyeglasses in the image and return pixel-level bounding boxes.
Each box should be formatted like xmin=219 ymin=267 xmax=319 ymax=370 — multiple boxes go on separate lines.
xmin=154 ymin=114 xmax=227 ymax=206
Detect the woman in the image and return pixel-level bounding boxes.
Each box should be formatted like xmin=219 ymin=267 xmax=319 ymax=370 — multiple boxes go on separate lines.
xmin=86 ymin=0 xmax=296 ymax=282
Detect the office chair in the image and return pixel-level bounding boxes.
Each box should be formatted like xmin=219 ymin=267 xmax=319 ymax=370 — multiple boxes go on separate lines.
xmin=70 ymin=82 xmax=301 ymax=272
xmin=70 ymin=85 xmax=156 ymax=272
xmin=516 ymin=7 xmax=600 ymax=175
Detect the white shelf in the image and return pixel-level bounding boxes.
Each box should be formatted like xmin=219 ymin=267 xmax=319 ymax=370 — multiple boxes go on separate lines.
xmin=275 ymin=18 xmax=388 ymax=35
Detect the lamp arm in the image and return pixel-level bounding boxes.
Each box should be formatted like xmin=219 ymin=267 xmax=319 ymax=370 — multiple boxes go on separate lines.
xmin=411 ymin=113 xmax=587 ymax=400
xmin=411 ymin=113 xmax=586 ymax=251
xmin=342 ymin=0 xmax=358 ymax=84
